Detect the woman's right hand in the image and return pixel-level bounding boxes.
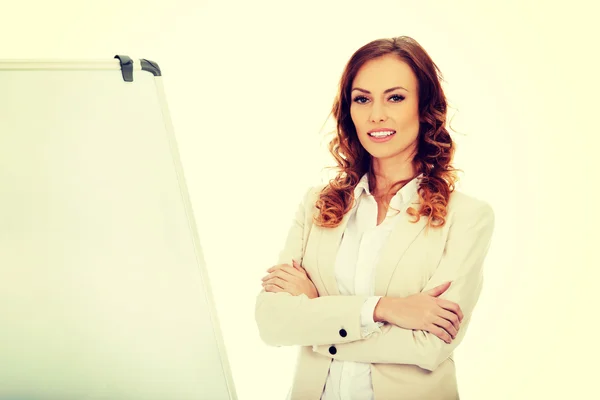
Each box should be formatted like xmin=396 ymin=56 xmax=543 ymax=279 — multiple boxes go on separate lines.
xmin=374 ymin=282 xmax=464 ymax=344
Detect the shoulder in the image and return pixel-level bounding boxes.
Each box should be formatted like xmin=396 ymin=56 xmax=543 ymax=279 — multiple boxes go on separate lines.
xmin=446 ymin=189 xmax=495 ymax=228
xmin=302 ymin=183 xmax=327 ymax=206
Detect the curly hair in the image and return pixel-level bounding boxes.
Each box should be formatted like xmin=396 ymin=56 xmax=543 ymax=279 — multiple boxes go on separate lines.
xmin=314 ymin=36 xmax=459 ymax=229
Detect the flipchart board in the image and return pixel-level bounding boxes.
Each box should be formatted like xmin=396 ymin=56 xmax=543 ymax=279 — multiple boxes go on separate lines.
xmin=0 ymin=57 xmax=237 ymax=400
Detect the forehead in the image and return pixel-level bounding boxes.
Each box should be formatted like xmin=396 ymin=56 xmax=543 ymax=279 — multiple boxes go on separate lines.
xmin=352 ymin=54 xmax=417 ymax=92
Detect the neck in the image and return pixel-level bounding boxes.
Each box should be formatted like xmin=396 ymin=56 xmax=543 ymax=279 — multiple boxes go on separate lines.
xmin=370 ymin=156 xmax=417 ymax=196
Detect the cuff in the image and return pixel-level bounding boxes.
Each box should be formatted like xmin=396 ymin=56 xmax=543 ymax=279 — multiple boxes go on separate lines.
xmin=360 ymin=296 xmax=383 ymax=338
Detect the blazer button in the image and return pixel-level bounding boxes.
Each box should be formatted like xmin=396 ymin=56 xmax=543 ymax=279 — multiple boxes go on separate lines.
xmin=339 ymin=329 xmax=347 ymax=337
xmin=328 ymin=346 xmax=337 ymax=355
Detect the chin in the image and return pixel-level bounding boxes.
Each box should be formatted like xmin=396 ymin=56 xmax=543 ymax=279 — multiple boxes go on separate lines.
xmin=364 ymin=142 xmax=415 ymax=161
xmin=369 ymin=150 xmax=403 ymax=161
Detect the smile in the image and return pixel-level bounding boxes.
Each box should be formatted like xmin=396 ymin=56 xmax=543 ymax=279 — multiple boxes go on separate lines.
xmin=368 ymin=130 xmax=396 ymax=138
xmin=367 ymin=129 xmax=396 ymax=143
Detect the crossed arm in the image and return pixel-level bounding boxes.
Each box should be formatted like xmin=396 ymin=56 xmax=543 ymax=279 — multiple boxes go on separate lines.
xmin=254 ymin=188 xmax=495 ymax=371
xmin=254 ymin=187 xmax=373 ymax=346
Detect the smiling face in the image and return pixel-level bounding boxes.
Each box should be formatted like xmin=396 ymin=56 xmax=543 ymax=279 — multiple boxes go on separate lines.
xmin=350 ymin=54 xmax=421 ymax=164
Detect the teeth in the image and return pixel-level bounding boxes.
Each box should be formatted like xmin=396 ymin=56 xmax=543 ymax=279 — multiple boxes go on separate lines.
xmin=369 ymin=130 xmax=395 ymax=137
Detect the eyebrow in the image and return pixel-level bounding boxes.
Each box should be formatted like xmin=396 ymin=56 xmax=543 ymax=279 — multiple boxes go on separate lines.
xmin=351 ymin=86 xmax=409 ymax=94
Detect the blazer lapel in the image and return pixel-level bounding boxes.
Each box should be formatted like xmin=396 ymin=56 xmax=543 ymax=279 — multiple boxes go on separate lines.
xmin=314 ymin=209 xmax=353 ymax=296
xmin=374 ymin=193 xmax=428 ymax=296
xmin=314 ymin=192 xmax=428 ymax=297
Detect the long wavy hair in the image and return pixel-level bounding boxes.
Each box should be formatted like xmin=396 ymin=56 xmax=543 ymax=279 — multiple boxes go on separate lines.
xmin=314 ymin=36 xmax=459 ymax=229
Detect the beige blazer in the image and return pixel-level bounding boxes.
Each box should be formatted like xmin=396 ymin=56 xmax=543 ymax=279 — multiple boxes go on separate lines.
xmin=255 ymin=183 xmax=495 ymax=400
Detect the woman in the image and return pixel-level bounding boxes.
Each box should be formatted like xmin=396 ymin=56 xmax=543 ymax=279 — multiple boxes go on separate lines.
xmin=255 ymin=36 xmax=495 ymax=400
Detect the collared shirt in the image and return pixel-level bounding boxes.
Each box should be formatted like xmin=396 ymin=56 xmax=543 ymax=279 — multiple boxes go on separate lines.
xmin=320 ymin=173 xmax=421 ymax=400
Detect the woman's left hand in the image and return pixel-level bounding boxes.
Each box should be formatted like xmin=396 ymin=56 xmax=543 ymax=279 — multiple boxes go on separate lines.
xmin=262 ymin=260 xmax=319 ymax=299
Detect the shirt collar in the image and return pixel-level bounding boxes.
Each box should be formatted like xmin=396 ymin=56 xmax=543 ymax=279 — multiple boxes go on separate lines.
xmin=354 ymin=172 xmax=422 ymax=206
xmin=354 ymin=173 xmax=372 ymax=197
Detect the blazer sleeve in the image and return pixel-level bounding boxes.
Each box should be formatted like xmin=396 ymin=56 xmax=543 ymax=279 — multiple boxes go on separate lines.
xmin=254 ymin=185 xmax=370 ymax=347
xmin=312 ymin=201 xmax=495 ymax=371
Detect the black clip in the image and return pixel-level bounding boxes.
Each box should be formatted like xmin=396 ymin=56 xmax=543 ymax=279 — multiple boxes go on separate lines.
xmin=140 ymin=59 xmax=161 ymax=76
xmin=114 ymin=55 xmax=134 ymax=82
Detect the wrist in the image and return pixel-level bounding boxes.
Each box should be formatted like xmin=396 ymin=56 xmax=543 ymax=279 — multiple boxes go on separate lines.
xmin=373 ymin=297 xmax=389 ymax=322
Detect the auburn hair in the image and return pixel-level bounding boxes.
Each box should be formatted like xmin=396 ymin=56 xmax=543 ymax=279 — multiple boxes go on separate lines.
xmin=314 ymin=36 xmax=459 ymax=229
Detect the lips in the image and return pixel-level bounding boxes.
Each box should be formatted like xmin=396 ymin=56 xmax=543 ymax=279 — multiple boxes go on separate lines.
xmin=368 ymin=129 xmax=396 ymax=138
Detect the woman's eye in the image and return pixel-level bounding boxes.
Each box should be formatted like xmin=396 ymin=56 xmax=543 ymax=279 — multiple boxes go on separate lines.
xmin=389 ymin=94 xmax=405 ymax=102
xmin=353 ymin=96 xmax=369 ymax=104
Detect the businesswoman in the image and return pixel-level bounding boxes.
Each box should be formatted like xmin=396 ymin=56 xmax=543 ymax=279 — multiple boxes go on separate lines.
xmin=255 ymin=36 xmax=495 ymax=400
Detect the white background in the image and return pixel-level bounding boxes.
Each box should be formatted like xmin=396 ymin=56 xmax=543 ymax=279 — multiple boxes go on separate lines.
xmin=2 ymin=0 xmax=597 ymax=398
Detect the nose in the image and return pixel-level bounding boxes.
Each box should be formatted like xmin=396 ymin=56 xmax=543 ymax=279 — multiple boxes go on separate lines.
xmin=369 ymin=101 xmax=387 ymax=123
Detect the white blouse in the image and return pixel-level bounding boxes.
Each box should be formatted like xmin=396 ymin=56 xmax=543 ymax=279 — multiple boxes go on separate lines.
xmin=320 ymin=173 xmax=421 ymax=400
